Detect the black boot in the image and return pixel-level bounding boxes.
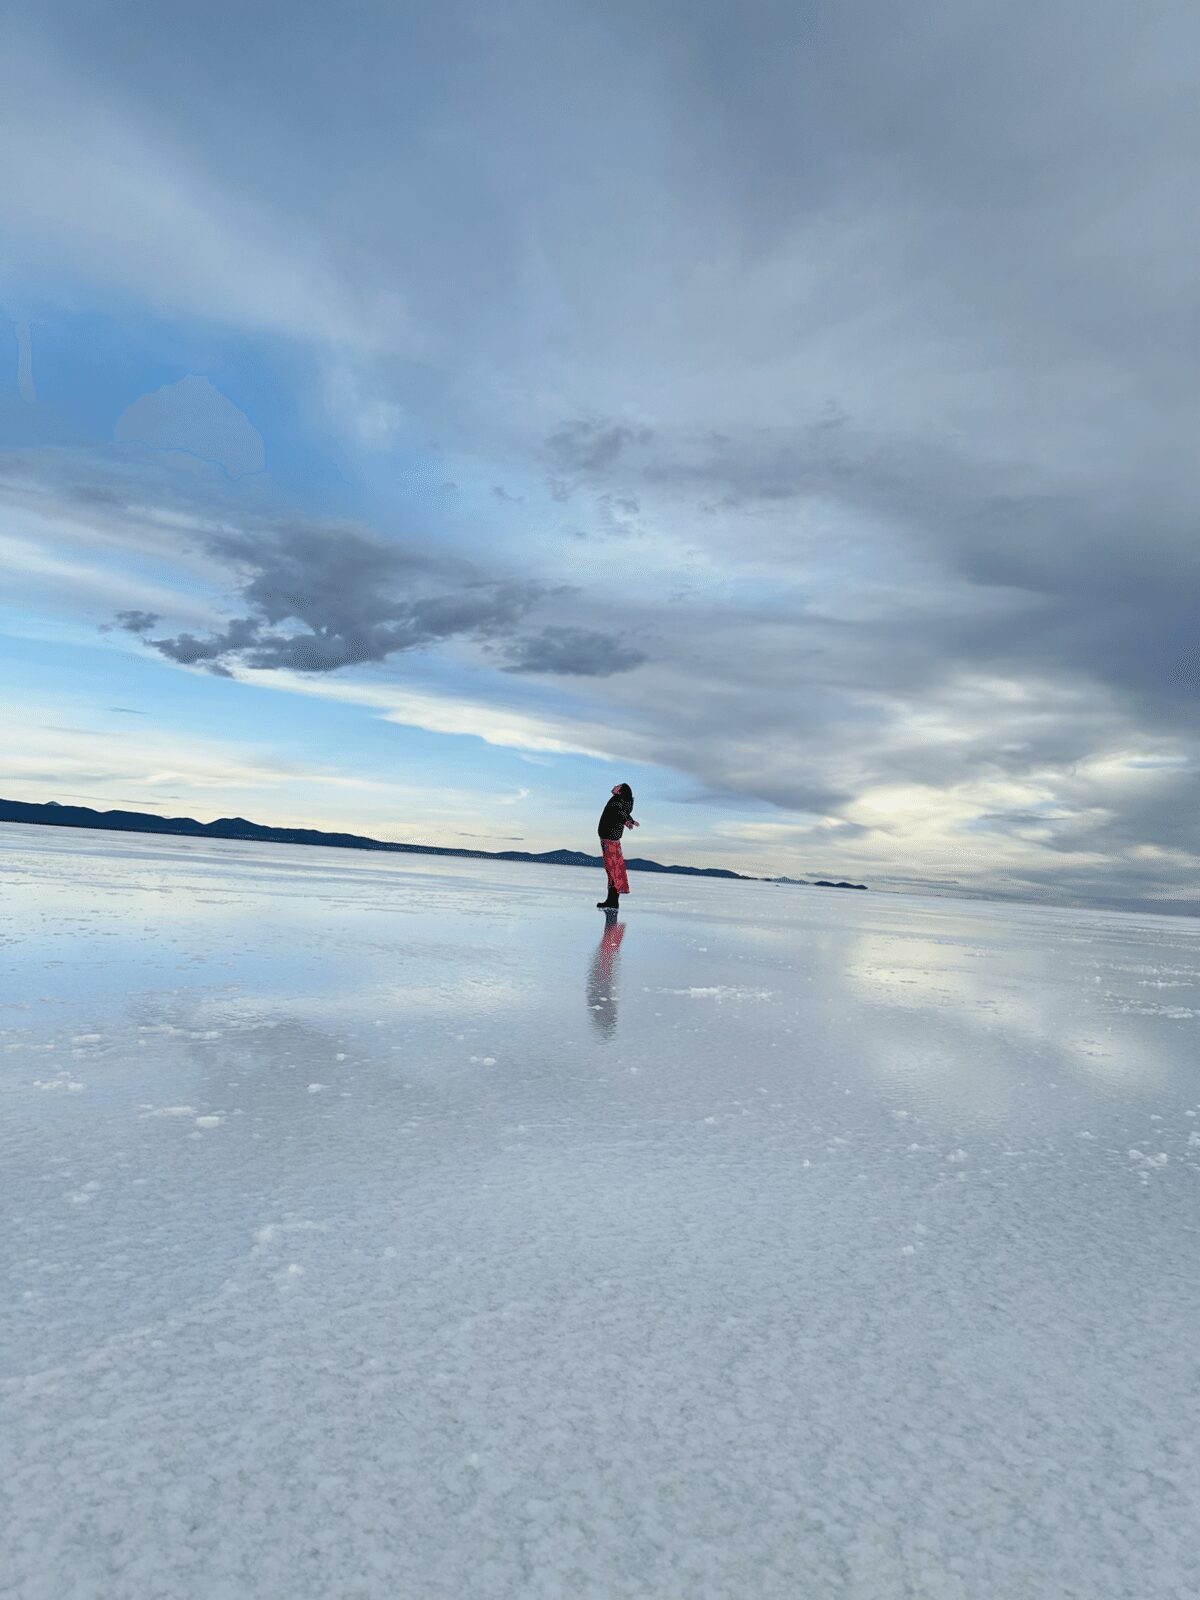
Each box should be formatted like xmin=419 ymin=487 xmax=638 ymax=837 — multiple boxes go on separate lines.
xmin=596 ymin=883 xmax=619 ymax=909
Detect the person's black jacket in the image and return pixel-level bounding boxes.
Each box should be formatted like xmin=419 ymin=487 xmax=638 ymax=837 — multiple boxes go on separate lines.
xmin=597 ymin=794 xmax=633 ymax=841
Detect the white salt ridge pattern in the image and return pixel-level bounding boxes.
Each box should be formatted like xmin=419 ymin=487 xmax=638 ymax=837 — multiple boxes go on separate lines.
xmin=658 ymin=984 xmax=775 ymax=1000
xmin=1 ymin=826 xmax=1199 ymax=1599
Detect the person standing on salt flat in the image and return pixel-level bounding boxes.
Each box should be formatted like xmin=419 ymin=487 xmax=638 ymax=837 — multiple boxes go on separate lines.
xmin=596 ymin=782 xmax=638 ymax=909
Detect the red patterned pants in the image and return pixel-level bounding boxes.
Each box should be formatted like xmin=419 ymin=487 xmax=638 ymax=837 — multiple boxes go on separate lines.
xmin=601 ymin=839 xmax=630 ymax=894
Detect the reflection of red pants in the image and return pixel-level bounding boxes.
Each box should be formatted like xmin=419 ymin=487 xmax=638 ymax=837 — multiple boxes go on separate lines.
xmin=602 ymin=839 xmax=630 ymax=894
xmin=598 ymin=918 xmax=625 ymax=977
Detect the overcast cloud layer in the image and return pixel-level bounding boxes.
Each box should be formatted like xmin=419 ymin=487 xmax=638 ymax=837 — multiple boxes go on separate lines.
xmin=1 ymin=0 xmax=1197 ymax=909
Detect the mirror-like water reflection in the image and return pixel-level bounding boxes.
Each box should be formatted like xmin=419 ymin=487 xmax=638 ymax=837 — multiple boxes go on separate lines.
xmin=586 ymin=909 xmax=627 ymax=1039
xmin=3 ymin=826 xmax=1199 ymax=1600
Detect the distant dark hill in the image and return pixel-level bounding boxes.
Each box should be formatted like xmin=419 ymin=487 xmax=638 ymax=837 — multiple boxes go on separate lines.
xmin=763 ymin=874 xmax=869 ymax=890
xmin=0 ymin=798 xmax=754 ymax=882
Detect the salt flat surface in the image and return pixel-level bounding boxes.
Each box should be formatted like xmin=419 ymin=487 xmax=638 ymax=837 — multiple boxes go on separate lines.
xmin=2 ymin=824 xmax=1198 ymax=1600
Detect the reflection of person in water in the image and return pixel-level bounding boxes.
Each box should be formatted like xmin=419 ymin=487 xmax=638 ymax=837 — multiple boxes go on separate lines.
xmin=586 ymin=913 xmax=627 ymax=1039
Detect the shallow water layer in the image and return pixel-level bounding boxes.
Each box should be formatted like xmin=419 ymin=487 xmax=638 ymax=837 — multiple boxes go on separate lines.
xmin=2 ymin=824 xmax=1198 ymax=1599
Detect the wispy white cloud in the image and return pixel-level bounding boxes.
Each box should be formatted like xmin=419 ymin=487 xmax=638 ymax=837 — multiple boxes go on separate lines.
xmin=237 ymin=669 xmax=628 ymax=763
xmin=0 ymin=701 xmax=540 ymax=842
xmin=0 ymin=38 xmax=405 ymax=355
xmin=0 ymin=531 xmax=221 ymax=625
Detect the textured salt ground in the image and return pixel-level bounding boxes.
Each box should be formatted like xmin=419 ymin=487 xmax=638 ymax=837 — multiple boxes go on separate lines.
xmin=1 ymin=825 xmax=1199 ymax=1599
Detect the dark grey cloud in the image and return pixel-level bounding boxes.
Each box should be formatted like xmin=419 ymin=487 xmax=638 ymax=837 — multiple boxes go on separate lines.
xmin=141 ymin=523 xmax=549 ymax=674
xmin=547 ymin=418 xmax=654 ymax=480
xmin=113 ymin=610 xmax=160 ymax=633
xmin=545 ymin=421 xmax=656 ymax=528
xmin=149 ymin=614 xmax=265 ymax=671
xmin=564 ymin=491 xmax=644 ymax=542
xmin=572 ymin=412 xmax=1200 ymax=758
xmin=136 ymin=521 xmax=650 ymax=679
xmin=500 ymin=626 xmax=647 ymax=677
xmin=593 ymin=493 xmax=642 ymax=538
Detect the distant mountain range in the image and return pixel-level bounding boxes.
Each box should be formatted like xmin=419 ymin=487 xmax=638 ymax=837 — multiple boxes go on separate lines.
xmin=0 ymin=798 xmax=868 ymax=890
